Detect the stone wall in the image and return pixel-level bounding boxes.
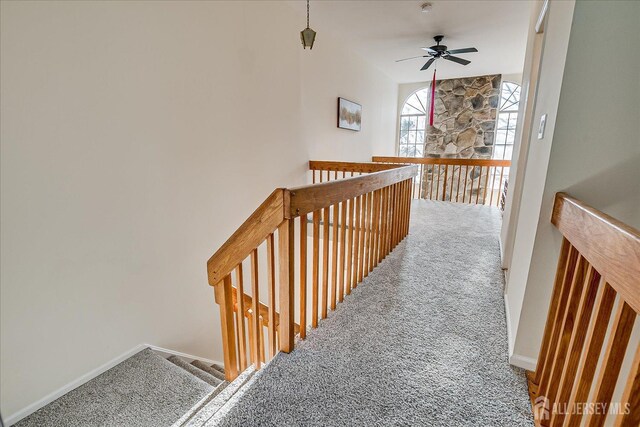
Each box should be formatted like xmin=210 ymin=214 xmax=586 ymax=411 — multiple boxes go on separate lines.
xmin=425 ymin=74 xmax=501 ymax=158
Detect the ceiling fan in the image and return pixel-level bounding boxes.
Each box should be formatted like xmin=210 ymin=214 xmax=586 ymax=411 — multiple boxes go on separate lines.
xmin=396 ymin=35 xmax=478 ymax=71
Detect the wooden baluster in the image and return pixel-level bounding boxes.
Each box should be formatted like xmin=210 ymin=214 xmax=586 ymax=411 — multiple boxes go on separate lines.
xmin=482 ymin=165 xmax=491 ymax=205
xmin=420 ymin=164 xmax=425 ymax=199
xmin=338 ymin=200 xmax=347 ymax=303
xmin=235 ymin=265 xmax=247 ymax=371
xmin=462 ymin=165 xmax=469 ymax=203
xmin=365 ymin=192 xmax=374 ymax=277
xmin=442 ymin=165 xmax=448 ymax=201
xmin=299 ymin=215 xmax=307 ymax=339
xmin=342 ymin=170 xmax=346 ymax=179
xmin=247 ymin=312 xmax=255 ymax=366
xmin=537 ymin=246 xmax=580 ymax=397
xmin=615 ymin=343 xmax=640 ymax=427
xmin=456 ymin=165 xmax=462 ymax=203
xmin=359 ymin=193 xmax=368 ymax=282
xmin=259 ymin=320 xmax=266 ymax=364
xmin=352 ymin=195 xmax=362 ymax=288
xmin=312 ymin=169 xmax=316 ymax=184
xmin=333 ymin=170 xmax=338 ymax=181
xmin=550 ymin=265 xmax=602 ymax=426
xmin=435 ymin=165 xmax=441 ymax=201
xmin=378 ymin=187 xmax=388 ymax=263
xmin=489 ymin=167 xmax=496 ymax=206
xmin=584 ymin=301 xmax=636 ymax=427
xmin=266 ymin=234 xmax=276 ymax=359
xmin=312 ymin=211 xmax=320 ymax=328
xmin=532 ymin=238 xmax=573 ymax=385
xmin=542 ymin=256 xmax=588 ymax=419
xmin=330 ymin=203 xmax=339 ymax=310
xmin=319 ymin=170 xmax=323 ymax=183
xmin=322 ymin=206 xmax=330 ymax=319
xmin=250 ymin=249 xmax=261 ymax=370
xmin=474 ymin=166 xmax=481 ymax=204
xmin=372 ymin=189 xmax=381 ymax=269
xmin=565 ymin=283 xmax=617 ymax=427
xmin=405 ymin=179 xmax=411 ymax=236
xmin=278 ymin=218 xmax=295 ymax=353
xmin=346 ymin=197 xmax=355 ymax=295
xmin=497 ymin=167 xmax=505 ymax=207
xmin=428 ymin=165 xmax=435 ymax=200
xmin=214 ymin=275 xmax=238 ymax=381
xmin=387 ymin=185 xmax=394 ymax=253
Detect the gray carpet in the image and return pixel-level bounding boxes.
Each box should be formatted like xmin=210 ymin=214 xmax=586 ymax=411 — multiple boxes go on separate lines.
xmin=216 ymin=201 xmax=534 ymax=426
xmin=16 ymin=348 xmax=214 ymax=427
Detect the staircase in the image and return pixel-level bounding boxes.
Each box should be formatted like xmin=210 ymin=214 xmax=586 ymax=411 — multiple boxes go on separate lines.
xmin=14 ymin=348 xmax=253 ymax=427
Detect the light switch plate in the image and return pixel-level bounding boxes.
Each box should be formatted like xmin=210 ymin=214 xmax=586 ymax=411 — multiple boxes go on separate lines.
xmin=538 ymin=114 xmax=547 ymax=139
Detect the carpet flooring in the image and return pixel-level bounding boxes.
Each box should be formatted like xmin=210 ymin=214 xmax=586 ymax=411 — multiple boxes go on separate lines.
xmin=15 ymin=349 xmax=215 ymax=427
xmin=215 ymin=201 xmax=534 ymax=426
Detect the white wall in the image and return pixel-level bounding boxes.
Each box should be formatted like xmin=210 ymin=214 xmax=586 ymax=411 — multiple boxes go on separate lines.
xmin=506 ymin=0 xmax=640 ymax=366
xmin=0 ymin=1 xmax=397 ymax=420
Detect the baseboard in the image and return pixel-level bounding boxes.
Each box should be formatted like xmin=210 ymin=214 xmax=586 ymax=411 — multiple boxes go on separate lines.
xmin=509 ymin=353 xmax=537 ymax=371
xmin=503 ymin=294 xmax=538 ymax=371
xmin=4 ymin=344 xmax=147 ymax=425
xmin=504 ymin=293 xmax=514 ymax=359
xmin=145 ymin=343 xmax=223 ymax=366
xmin=5 ymin=343 xmax=224 ymax=426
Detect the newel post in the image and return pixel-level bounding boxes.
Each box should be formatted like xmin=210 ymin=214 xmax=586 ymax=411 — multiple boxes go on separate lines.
xmin=278 ymin=217 xmax=295 ymax=353
xmin=214 ymin=275 xmax=238 ymax=381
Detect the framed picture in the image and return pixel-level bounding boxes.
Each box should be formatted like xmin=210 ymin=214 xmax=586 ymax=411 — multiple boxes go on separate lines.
xmin=337 ymin=97 xmax=362 ymax=131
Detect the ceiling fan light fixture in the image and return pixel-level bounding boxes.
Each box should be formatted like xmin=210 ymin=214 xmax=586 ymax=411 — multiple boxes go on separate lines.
xmin=300 ymin=0 xmax=316 ymax=49
xmin=421 ymin=3 xmax=433 ymax=13
xmin=301 ymin=27 xmax=316 ymax=50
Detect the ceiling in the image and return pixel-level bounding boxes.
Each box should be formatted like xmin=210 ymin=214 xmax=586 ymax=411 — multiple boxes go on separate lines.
xmin=288 ymin=0 xmax=533 ymax=84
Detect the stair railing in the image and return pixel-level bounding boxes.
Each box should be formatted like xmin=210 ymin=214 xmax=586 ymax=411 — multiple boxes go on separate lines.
xmin=207 ymin=161 xmax=417 ymax=381
xmin=527 ymin=192 xmax=639 ymax=427
xmin=372 ymin=156 xmax=511 ymax=207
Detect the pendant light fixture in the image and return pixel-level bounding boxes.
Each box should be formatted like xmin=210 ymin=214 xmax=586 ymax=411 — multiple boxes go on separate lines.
xmin=300 ymin=0 xmax=316 ymax=49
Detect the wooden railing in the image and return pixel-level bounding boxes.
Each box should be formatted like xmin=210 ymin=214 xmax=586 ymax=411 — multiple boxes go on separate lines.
xmin=207 ymin=161 xmax=417 ymax=380
xmin=309 ymin=160 xmax=401 ymax=183
xmin=372 ymin=156 xmax=511 ymax=207
xmin=528 ymin=193 xmax=639 ymax=427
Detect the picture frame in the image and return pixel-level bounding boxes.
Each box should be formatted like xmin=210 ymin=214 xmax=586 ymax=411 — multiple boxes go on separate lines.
xmin=337 ymin=97 xmax=362 ymax=131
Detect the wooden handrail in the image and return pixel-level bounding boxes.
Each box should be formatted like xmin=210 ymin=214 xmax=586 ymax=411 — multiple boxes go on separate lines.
xmin=289 ymin=165 xmax=418 ymax=217
xmin=207 ymin=189 xmax=286 ymax=286
xmin=207 ymin=160 xmax=417 ymax=380
xmin=309 ymin=160 xmax=403 ymax=173
xmin=551 ymin=192 xmax=640 ymax=313
xmin=372 ymin=156 xmax=511 ymax=167
xmin=527 ymin=192 xmax=640 ymax=426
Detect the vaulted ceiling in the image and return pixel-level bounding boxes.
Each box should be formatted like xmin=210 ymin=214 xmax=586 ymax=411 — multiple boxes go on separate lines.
xmin=288 ymin=0 xmax=533 ymax=83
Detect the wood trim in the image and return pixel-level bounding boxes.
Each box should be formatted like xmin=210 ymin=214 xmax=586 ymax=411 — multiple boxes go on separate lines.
xmin=207 ymin=189 xmax=286 ymax=285
xmin=309 ymin=160 xmax=401 ymax=174
xmin=372 ymin=156 xmax=511 ymax=167
xmin=288 ymin=166 xmax=417 ymax=217
xmin=551 ymin=192 xmax=640 ymax=313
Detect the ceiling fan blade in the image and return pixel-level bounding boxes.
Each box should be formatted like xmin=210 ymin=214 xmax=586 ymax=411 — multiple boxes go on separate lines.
xmin=420 ymin=58 xmax=436 ymax=71
xmin=443 ymin=55 xmax=471 ymax=65
xmin=420 ymin=47 xmax=437 ymax=54
xmin=446 ymin=47 xmax=478 ymax=54
xmin=395 ymin=55 xmax=428 ymax=63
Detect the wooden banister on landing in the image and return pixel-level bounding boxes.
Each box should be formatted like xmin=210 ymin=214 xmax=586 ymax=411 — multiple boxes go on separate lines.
xmin=528 ymin=192 xmax=640 ymax=427
xmin=372 ymin=156 xmax=511 ymax=207
xmin=207 ymin=160 xmax=416 ymax=380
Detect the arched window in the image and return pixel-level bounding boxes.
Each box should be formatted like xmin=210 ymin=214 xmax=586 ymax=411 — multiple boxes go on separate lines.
xmin=398 ymin=87 xmax=430 ymax=157
xmin=493 ymin=81 xmax=521 ymax=160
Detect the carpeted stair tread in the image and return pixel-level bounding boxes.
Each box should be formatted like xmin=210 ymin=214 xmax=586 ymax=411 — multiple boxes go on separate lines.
xmin=191 ymin=360 xmax=226 ymax=382
xmin=210 ymin=364 xmax=225 ymax=375
xmin=15 ymin=348 xmax=214 ymax=427
xmin=167 ymin=356 xmax=223 ymax=387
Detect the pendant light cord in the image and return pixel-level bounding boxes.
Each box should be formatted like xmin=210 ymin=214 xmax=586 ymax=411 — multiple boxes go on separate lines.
xmin=306 ymin=0 xmax=310 ymax=28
